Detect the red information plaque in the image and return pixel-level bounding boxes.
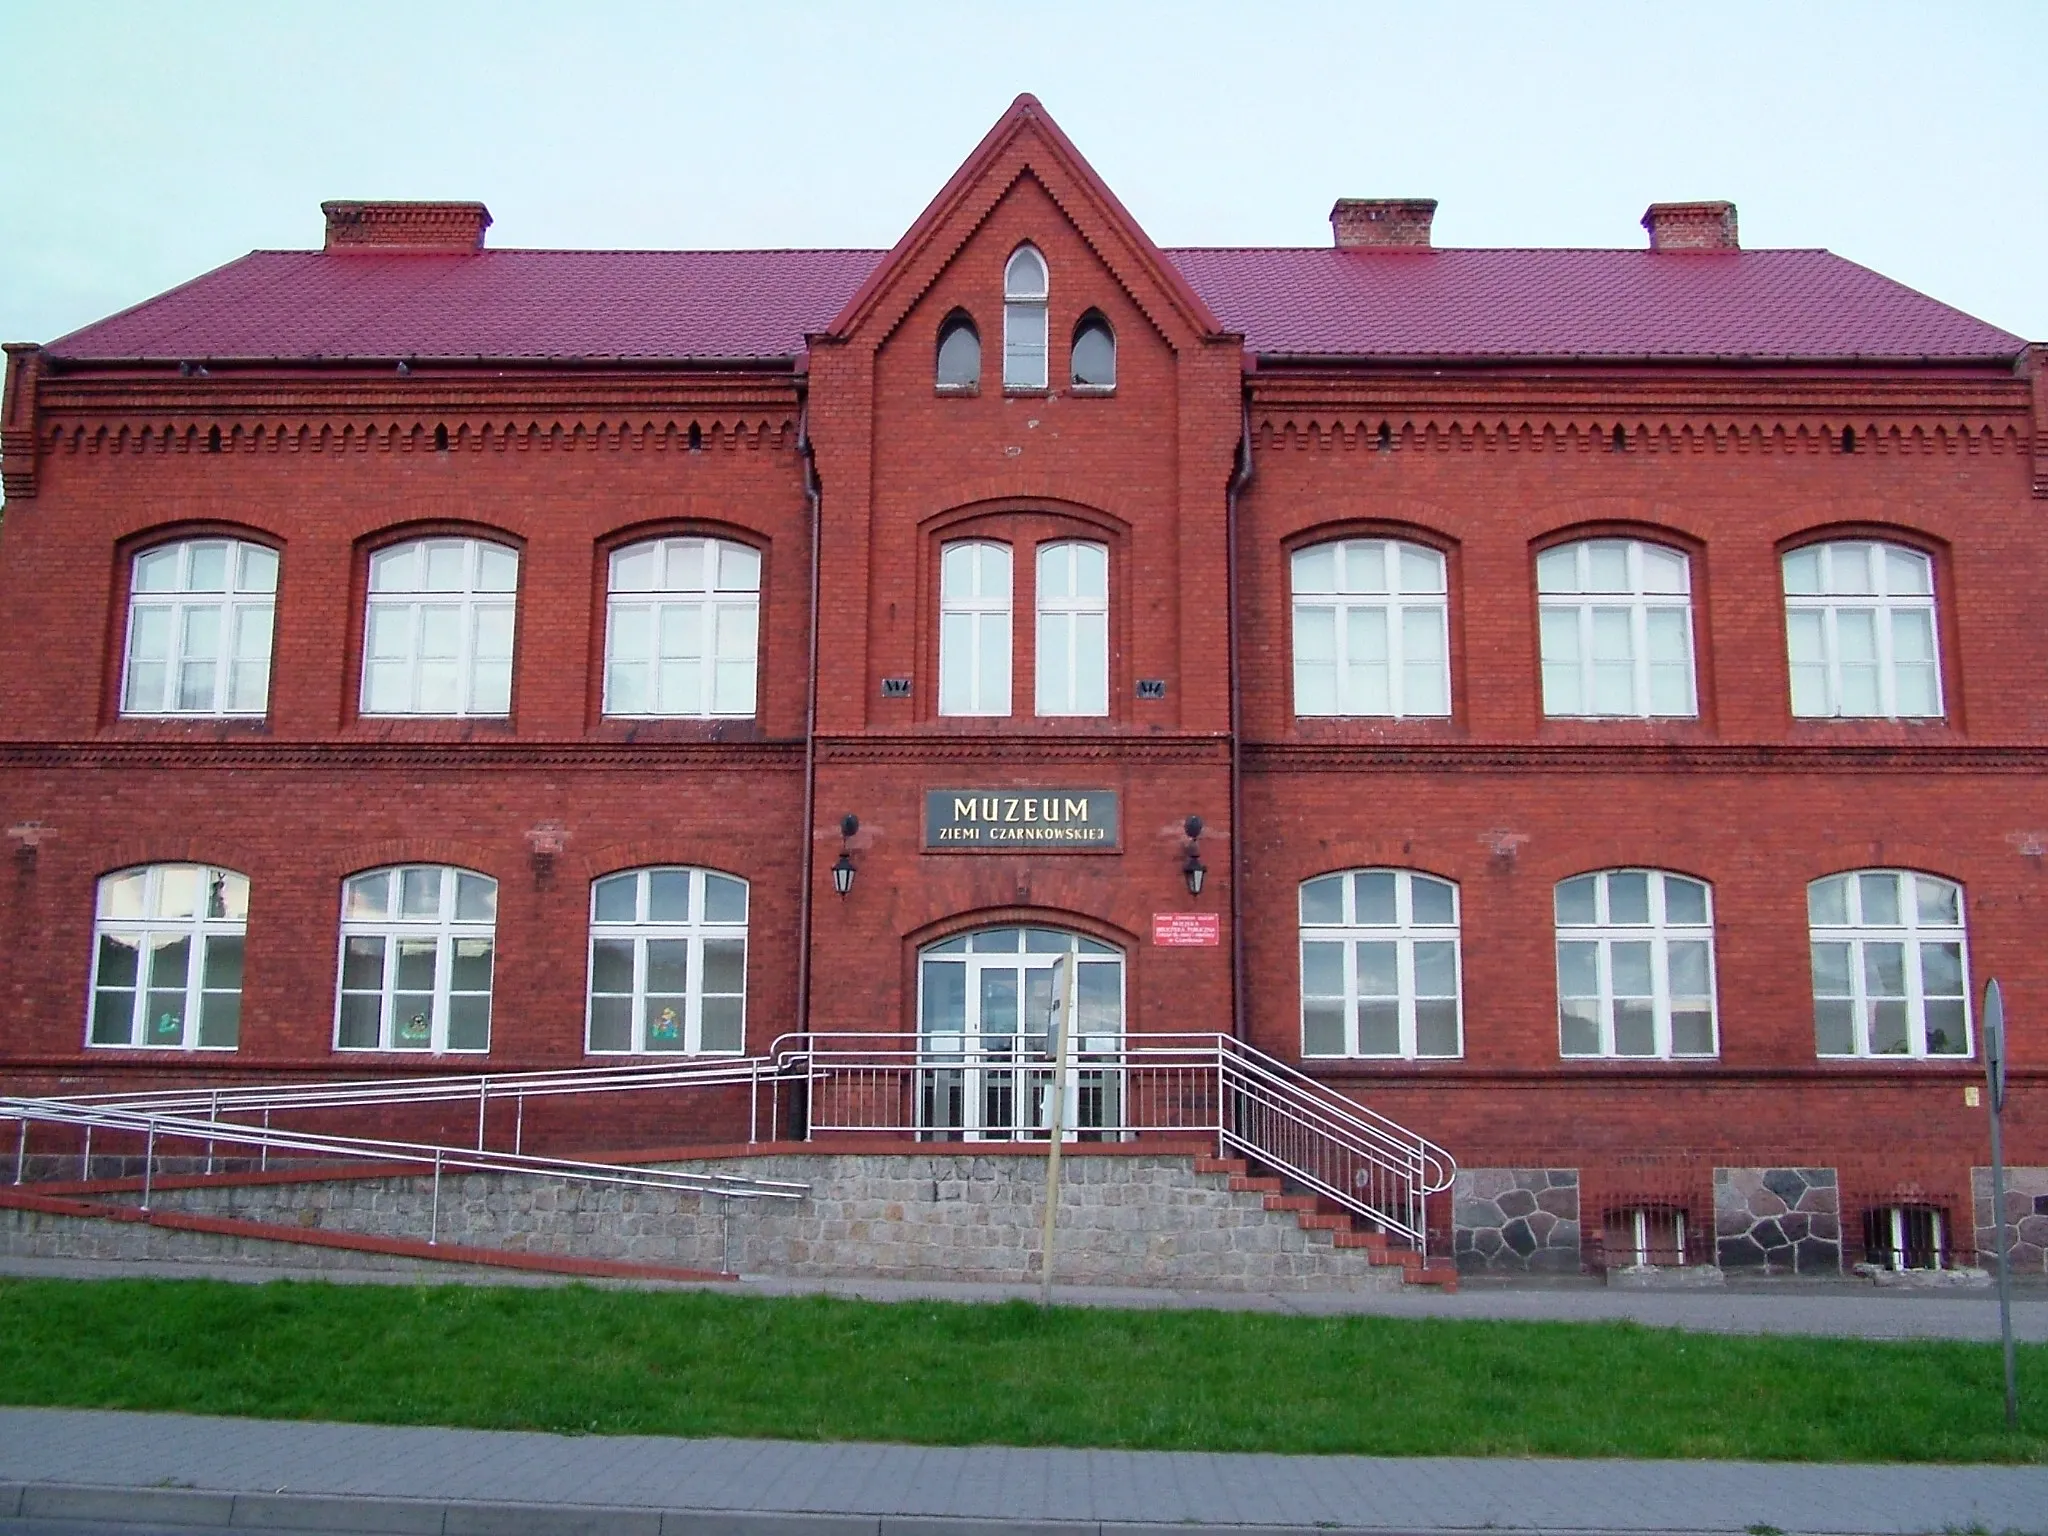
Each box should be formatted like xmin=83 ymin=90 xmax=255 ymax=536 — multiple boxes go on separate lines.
xmin=1152 ymin=912 xmax=1221 ymax=946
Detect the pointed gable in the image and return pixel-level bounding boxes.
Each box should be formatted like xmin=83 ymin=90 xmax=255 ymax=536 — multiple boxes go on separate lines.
xmin=822 ymin=95 xmax=1229 ymax=352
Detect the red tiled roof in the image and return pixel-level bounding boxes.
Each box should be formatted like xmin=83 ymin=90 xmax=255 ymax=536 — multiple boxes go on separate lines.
xmin=44 ymin=245 xmax=2023 ymax=366
xmin=1170 ymin=247 xmax=2024 ymax=361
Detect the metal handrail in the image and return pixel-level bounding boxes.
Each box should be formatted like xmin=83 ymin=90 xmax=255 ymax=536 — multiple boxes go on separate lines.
xmin=0 ymin=1097 xmax=808 ymax=1209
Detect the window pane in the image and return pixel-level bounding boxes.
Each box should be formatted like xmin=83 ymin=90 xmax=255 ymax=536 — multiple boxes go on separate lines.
xmin=1004 ymin=301 xmax=1048 ymax=388
xmin=1344 ymin=607 xmax=1391 ymax=715
xmin=1299 ymin=876 xmax=1344 ymax=925
xmin=368 ymin=545 xmax=416 ymax=592
xmin=922 ymin=959 xmax=966 ymax=1034
xmin=197 ymin=990 xmax=240 ymax=1049
xmin=1914 ymin=877 xmax=1960 ymax=927
xmin=700 ymin=997 xmax=744 ymax=1053
xmin=590 ymin=938 xmax=634 ymax=994
xmin=939 ymin=612 xmax=973 ymax=714
xmin=1302 ymin=1001 xmax=1345 ymax=1056
xmin=1669 ymin=1005 xmax=1715 ymax=1057
xmin=648 ymin=869 xmax=692 ymax=921
xmin=1355 ymin=941 xmax=1398 ymax=997
xmin=1837 ymin=612 xmax=1881 ymax=715
xmin=1590 ymin=609 xmax=1634 ymax=713
xmin=1300 ymin=941 xmax=1345 ymax=997
xmin=1923 ymin=999 xmax=1967 ymax=1055
xmin=1038 ymin=611 xmax=1073 ymax=715
xmin=424 ymin=541 xmax=466 ymax=591
xmin=611 ymin=543 xmax=658 ymax=592
xmin=1885 ymin=546 xmax=1932 ymax=596
xmin=1782 ymin=548 xmax=1822 ymax=595
xmin=1413 ymin=940 xmax=1457 ymax=997
xmin=1920 ymin=941 xmax=1964 ymax=999
xmin=1608 ymin=872 xmax=1650 ymax=925
xmin=341 ymin=934 xmax=386 ymax=989
xmin=155 ymin=866 xmax=200 ymax=920
xmin=454 ymin=873 xmax=496 ymax=923
xmin=1667 ymin=940 xmax=1711 ymax=998
xmin=1355 ymin=998 xmax=1399 ymax=1055
xmin=645 ymin=939 xmax=689 ymax=994
xmin=133 ymin=548 xmax=181 ymax=592
xmin=1292 ymin=545 xmax=1337 ymax=594
xmin=1787 ymin=610 xmax=1829 ymax=717
xmin=1814 ymin=999 xmax=1856 ymax=1056
xmin=1411 ymin=876 xmax=1455 ymax=926
xmin=1353 ymin=872 xmax=1397 ymax=926
xmin=588 ymin=995 xmax=632 ymax=1052
xmin=1640 ymin=546 xmax=1689 ymax=594
xmin=1402 ymin=607 xmax=1449 ymax=715
xmin=937 ymin=323 xmax=981 ymax=387
xmin=1071 ymin=324 xmax=1114 ymax=387
xmin=1539 ymin=609 xmax=1582 ymax=714
xmin=202 ymin=933 xmax=245 ymax=991
xmin=1535 ymin=547 xmax=1579 ymax=593
xmin=363 ymin=658 xmax=411 ymax=714
xmin=1808 ymin=876 xmax=1849 ymax=926
xmin=474 ymin=605 xmax=514 ymax=663
xmin=337 ymin=994 xmax=383 ymax=1049
xmin=1560 ymin=999 xmax=1601 ymax=1056
xmin=702 ymin=938 xmax=746 ymax=994
xmin=400 ymin=867 xmax=443 ymax=918
xmin=1005 ymin=247 xmax=1047 ymax=296
xmin=94 ymin=931 xmax=141 ymax=989
xmin=1414 ymin=999 xmax=1459 ymax=1057
xmin=593 ymin=874 xmax=638 ymax=922
xmin=1581 ymin=542 xmax=1626 ymax=593
xmin=703 ymin=874 xmax=747 ymax=923
xmin=1810 ymin=941 xmax=1853 ymax=997
xmin=1830 ymin=544 xmax=1877 ymax=596
xmin=1293 ymin=609 xmax=1337 ymax=715
xmin=1556 ymin=941 xmax=1599 ymax=997
xmin=474 ymin=543 xmax=518 ymax=592
xmin=1072 ymin=614 xmax=1107 ymax=716
xmin=1555 ymin=876 xmax=1598 ymax=926
xmin=1859 ymin=872 xmax=1901 ymax=926
xmin=211 ymin=871 xmax=249 ymax=922
xmin=394 ymin=936 xmax=438 ymax=991
xmin=1863 ymin=941 xmax=1907 ymax=998
xmin=447 ymin=994 xmax=491 ymax=1051
xmin=1609 ymin=941 xmax=1653 ymax=997
xmin=1397 ymin=544 xmax=1445 ymax=593
xmin=1868 ymin=1001 xmax=1910 ymax=1055
xmin=1613 ymin=999 xmax=1656 ymax=1056
xmin=450 ymin=937 xmax=494 ymax=992
xmin=607 ymin=660 xmax=648 ymax=715
xmin=978 ymin=612 xmax=1010 ymax=713
xmin=186 ymin=543 xmax=229 ymax=592
xmin=1663 ymin=877 xmax=1708 ymax=926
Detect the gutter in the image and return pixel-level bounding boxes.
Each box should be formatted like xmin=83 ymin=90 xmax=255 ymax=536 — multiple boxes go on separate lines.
xmin=794 ymin=395 xmax=824 ymax=1043
xmin=1226 ymin=396 xmax=1254 ymax=1042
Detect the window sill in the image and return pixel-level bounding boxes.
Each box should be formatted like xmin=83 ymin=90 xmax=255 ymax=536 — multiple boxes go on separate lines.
xmin=1002 ymin=386 xmax=1052 ymax=398
xmin=84 ymin=1043 xmax=240 ymax=1053
xmin=1068 ymin=384 xmax=1116 ymax=397
xmin=935 ymin=384 xmax=980 ymax=398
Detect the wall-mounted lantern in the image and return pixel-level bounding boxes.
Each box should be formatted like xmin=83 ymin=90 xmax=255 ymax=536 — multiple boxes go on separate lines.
xmin=833 ymin=814 xmax=860 ymax=897
xmin=1182 ymin=815 xmax=1206 ymax=897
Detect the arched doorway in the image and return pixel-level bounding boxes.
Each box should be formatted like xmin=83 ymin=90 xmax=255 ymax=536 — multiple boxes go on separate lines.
xmin=916 ymin=926 xmax=1124 ymax=1140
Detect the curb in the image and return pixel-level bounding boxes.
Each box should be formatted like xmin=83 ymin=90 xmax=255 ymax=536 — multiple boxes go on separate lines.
xmin=0 ymin=1481 xmax=1842 ymax=1536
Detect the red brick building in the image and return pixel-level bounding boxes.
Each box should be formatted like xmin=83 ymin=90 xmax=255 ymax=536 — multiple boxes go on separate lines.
xmin=4 ymin=97 xmax=2043 ymax=1274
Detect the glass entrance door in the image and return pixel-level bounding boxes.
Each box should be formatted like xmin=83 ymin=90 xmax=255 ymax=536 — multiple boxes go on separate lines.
xmin=916 ymin=927 xmax=1124 ymax=1141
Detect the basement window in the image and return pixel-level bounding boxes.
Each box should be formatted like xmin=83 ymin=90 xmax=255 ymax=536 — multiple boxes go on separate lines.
xmin=1863 ymin=1204 xmax=1948 ymax=1270
xmin=1604 ymin=1205 xmax=1689 ymax=1269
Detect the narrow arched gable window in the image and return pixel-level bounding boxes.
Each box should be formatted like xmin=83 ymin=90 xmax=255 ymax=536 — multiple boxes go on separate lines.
xmin=936 ymin=312 xmax=981 ymax=390
xmin=1071 ymin=312 xmax=1115 ymax=389
xmin=1003 ymin=246 xmax=1049 ymax=391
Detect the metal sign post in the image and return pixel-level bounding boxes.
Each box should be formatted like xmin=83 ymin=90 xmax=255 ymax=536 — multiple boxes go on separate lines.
xmin=1039 ymin=953 xmax=1078 ymax=1307
xmin=1983 ymin=978 xmax=2018 ymax=1431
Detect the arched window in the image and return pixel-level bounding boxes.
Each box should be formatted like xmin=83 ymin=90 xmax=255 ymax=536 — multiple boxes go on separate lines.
xmin=1071 ymin=312 xmax=1115 ymax=389
xmin=1536 ymin=539 xmax=1696 ymax=717
xmin=936 ymin=312 xmax=981 ymax=390
xmin=362 ymin=537 xmax=518 ymax=717
xmin=336 ymin=866 xmax=497 ymax=1052
xmin=122 ymin=539 xmax=278 ymax=717
xmin=1299 ymin=870 xmax=1461 ymax=1058
xmin=1782 ymin=541 xmax=1941 ymax=718
xmin=916 ymin=927 xmax=1124 ymax=1140
xmin=587 ymin=867 xmax=749 ymax=1055
xmin=604 ymin=537 xmax=761 ymax=718
xmin=89 ymin=865 xmax=248 ymax=1050
xmin=1003 ymin=246 xmax=1049 ymax=391
xmin=1035 ymin=541 xmax=1108 ymax=716
xmin=1808 ymin=870 xmax=1968 ymax=1058
xmin=1292 ymin=539 xmax=1450 ymax=718
xmin=1555 ymin=870 xmax=1716 ymax=1058
xmin=938 ymin=540 xmax=1012 ymax=716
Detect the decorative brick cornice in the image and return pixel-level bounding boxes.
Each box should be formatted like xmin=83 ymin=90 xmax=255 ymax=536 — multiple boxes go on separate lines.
xmin=1246 ymin=741 xmax=2048 ymax=774
xmin=2030 ymin=342 xmax=2048 ymax=497
xmin=816 ymin=733 xmax=1231 ymax=764
xmin=0 ymin=741 xmax=805 ymax=772
xmin=1252 ymin=412 xmax=2024 ymax=458
xmin=1 ymin=342 xmax=42 ymax=501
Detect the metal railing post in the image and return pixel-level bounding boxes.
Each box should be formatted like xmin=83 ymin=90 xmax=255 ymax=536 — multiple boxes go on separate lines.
xmin=429 ymin=1149 xmax=443 ymax=1245
xmin=514 ymin=1092 xmax=525 ymax=1156
xmin=260 ymin=1107 xmax=270 ymax=1171
xmin=141 ymin=1122 xmax=156 ymax=1213
xmin=81 ymin=1125 xmax=92 ymax=1183
xmin=749 ymin=1060 xmax=758 ymax=1145
xmin=206 ymin=1090 xmax=220 ymax=1174
xmin=477 ymin=1078 xmax=488 ymax=1151
xmin=13 ymin=1118 xmax=26 ymax=1185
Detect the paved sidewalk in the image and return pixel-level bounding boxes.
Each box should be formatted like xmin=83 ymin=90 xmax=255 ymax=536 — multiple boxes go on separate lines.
xmin=5 ymin=1254 xmax=2047 ymax=1341
xmin=0 ymin=1407 xmax=2043 ymax=1536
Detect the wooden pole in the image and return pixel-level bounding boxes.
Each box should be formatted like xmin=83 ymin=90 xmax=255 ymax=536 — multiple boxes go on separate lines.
xmin=1039 ymin=952 xmax=1078 ymax=1307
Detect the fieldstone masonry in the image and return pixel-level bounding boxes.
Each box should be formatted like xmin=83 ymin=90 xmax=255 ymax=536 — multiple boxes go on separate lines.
xmin=0 ymin=1152 xmax=1409 ymax=1293
xmin=1973 ymin=1165 xmax=2048 ymax=1275
xmin=1451 ymin=1167 xmax=1581 ymax=1273
xmin=1713 ymin=1166 xmax=1842 ymax=1273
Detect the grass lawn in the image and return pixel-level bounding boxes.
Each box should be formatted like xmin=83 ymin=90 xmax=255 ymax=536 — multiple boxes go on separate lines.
xmin=0 ymin=1277 xmax=2041 ymax=1462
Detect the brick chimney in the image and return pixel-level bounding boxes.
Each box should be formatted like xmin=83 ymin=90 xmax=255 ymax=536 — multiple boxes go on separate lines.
xmin=1331 ymin=198 xmax=1437 ymax=249
xmin=1641 ymin=201 xmax=1738 ymax=252
xmin=322 ymin=201 xmax=492 ymax=253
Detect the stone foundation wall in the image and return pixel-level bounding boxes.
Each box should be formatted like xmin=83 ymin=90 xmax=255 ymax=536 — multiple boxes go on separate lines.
xmin=1973 ymin=1166 xmax=2048 ymax=1275
xmin=1451 ymin=1168 xmax=1581 ymax=1273
xmin=3 ymin=1152 xmax=1406 ymax=1293
xmin=1713 ymin=1166 xmax=1841 ymax=1274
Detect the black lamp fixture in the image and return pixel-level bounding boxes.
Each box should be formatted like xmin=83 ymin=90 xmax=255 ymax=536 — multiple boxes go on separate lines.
xmin=832 ymin=814 xmax=860 ymax=897
xmin=1181 ymin=814 xmax=1207 ymax=897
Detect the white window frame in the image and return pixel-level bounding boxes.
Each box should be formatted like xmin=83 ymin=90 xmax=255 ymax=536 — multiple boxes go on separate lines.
xmin=1003 ymin=245 xmax=1049 ymax=391
xmin=334 ymin=866 xmax=498 ymax=1053
xmin=1035 ymin=540 xmax=1109 ymax=717
xmin=88 ymin=865 xmax=249 ymax=1050
xmin=603 ymin=537 xmax=761 ymax=718
xmin=938 ymin=540 xmax=1012 ymax=716
xmin=1555 ymin=870 xmax=1718 ymax=1059
xmin=586 ymin=867 xmax=750 ymax=1056
xmin=1782 ymin=541 xmax=1943 ymax=719
xmin=1291 ymin=539 xmax=1451 ymax=718
xmin=1537 ymin=539 xmax=1697 ymax=718
xmin=121 ymin=539 xmax=278 ymax=718
xmin=1299 ymin=870 xmax=1463 ymax=1059
xmin=1808 ymin=870 xmax=1970 ymax=1059
xmin=360 ymin=537 xmax=518 ymax=718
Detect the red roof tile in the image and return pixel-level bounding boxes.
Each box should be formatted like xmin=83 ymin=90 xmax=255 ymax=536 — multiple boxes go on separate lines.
xmin=43 ymin=244 xmax=2022 ymax=366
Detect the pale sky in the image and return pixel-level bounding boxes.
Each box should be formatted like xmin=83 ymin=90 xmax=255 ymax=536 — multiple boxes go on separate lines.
xmin=3 ymin=0 xmax=2042 ymax=348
